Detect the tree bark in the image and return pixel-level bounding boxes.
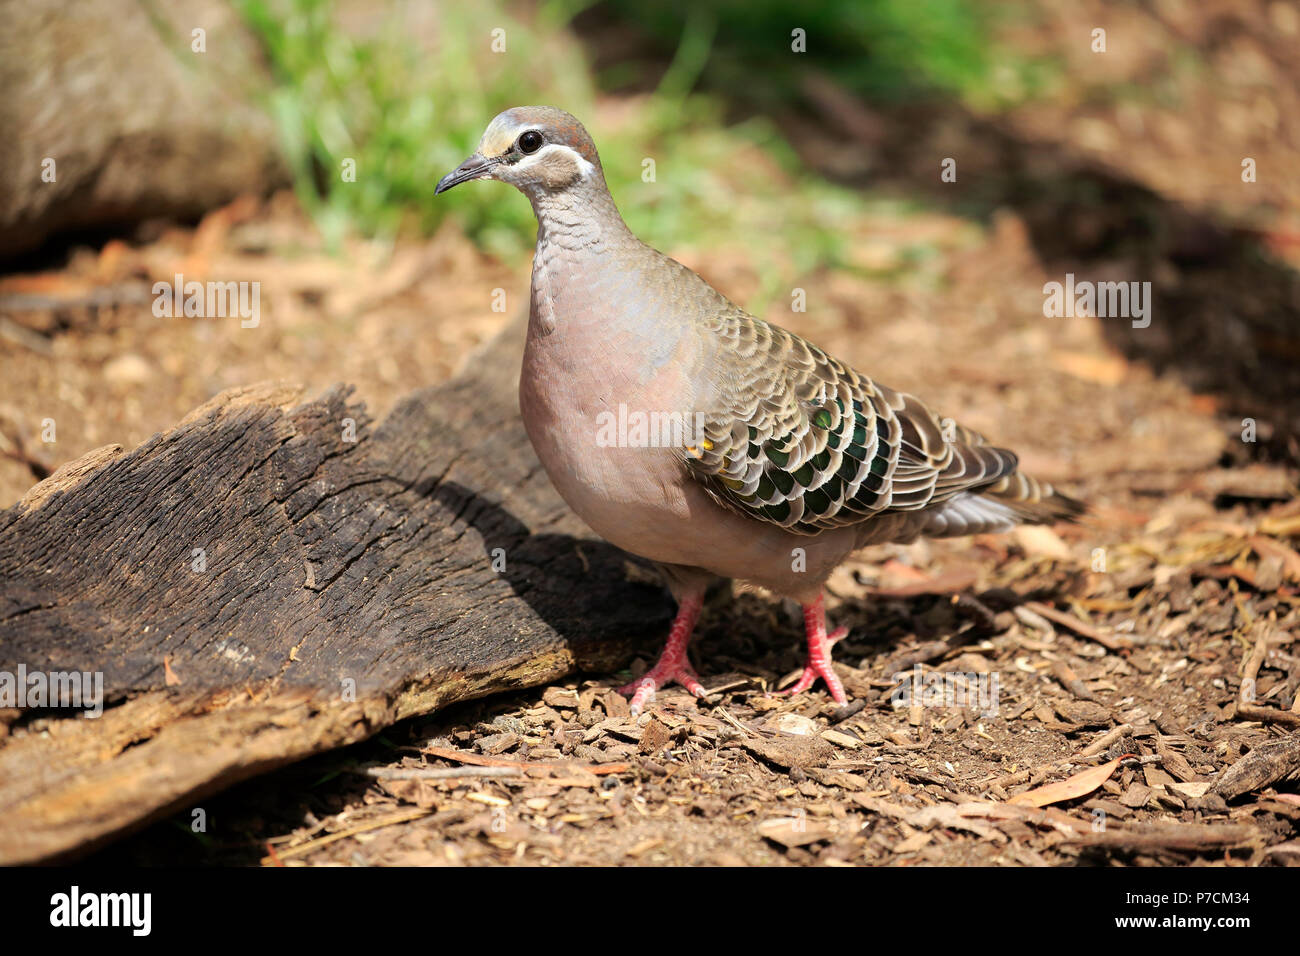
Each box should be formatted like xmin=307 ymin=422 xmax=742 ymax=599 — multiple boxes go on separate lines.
xmin=0 ymin=316 xmax=672 ymax=863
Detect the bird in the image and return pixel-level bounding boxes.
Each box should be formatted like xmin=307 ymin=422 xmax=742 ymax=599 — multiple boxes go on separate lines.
xmin=437 ymin=106 xmax=1084 ymax=715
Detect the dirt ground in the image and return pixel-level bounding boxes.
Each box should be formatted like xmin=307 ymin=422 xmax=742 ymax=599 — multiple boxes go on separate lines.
xmin=5 ymin=0 xmax=1300 ymax=867
xmin=11 ymin=187 xmax=1284 ymax=868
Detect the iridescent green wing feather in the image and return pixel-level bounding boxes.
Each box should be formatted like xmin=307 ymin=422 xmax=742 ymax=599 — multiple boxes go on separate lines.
xmin=681 ymin=311 xmax=1020 ymax=534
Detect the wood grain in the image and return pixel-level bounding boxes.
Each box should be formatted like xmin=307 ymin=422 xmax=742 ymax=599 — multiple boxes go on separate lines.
xmin=0 ymin=317 xmax=672 ymax=862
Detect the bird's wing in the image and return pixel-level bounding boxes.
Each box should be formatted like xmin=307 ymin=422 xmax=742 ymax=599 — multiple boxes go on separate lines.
xmin=680 ymin=310 xmax=1020 ymax=535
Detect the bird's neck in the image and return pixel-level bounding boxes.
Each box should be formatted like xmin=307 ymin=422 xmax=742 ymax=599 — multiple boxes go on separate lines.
xmin=526 ymin=177 xmax=653 ymax=343
xmin=521 ymin=177 xmax=704 ymax=413
xmin=527 ymin=177 xmax=635 ymax=256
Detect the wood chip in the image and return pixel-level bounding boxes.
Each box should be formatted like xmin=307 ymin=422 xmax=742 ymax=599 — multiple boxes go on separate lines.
xmin=757 ymin=816 xmax=834 ymax=848
xmin=820 ymin=728 xmax=862 ymax=749
xmin=638 ymin=718 xmax=672 ymax=755
xmin=542 ymin=687 xmax=580 ymax=709
xmin=1210 ymin=735 xmax=1300 ymax=800
xmin=743 ymin=734 xmax=834 ymax=771
xmin=1168 ymin=782 xmax=1212 ymax=800
xmin=773 ymin=713 xmax=819 ymax=736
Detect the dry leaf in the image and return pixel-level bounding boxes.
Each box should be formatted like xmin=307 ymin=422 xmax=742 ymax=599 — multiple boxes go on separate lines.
xmin=1008 ymin=756 xmax=1125 ymax=807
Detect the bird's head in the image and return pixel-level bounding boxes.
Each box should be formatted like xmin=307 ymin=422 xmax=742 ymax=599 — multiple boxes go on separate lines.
xmin=436 ymin=106 xmax=603 ymax=199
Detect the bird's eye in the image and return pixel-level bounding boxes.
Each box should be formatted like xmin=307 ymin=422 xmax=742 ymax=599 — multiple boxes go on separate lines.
xmin=517 ymin=130 xmax=544 ymax=154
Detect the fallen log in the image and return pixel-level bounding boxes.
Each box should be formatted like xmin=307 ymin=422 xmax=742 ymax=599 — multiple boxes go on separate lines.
xmin=0 ymin=317 xmax=673 ymax=863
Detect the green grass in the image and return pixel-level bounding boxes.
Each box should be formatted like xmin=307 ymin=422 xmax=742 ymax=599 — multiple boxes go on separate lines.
xmin=238 ymin=0 xmax=591 ymax=255
xmin=577 ymin=0 xmax=1055 ymax=109
xmin=235 ymin=0 xmax=1037 ymax=308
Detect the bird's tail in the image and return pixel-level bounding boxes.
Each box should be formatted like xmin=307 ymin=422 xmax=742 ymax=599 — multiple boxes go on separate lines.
xmin=979 ymin=470 xmax=1087 ymax=525
xmin=886 ymin=474 xmax=1083 ymax=543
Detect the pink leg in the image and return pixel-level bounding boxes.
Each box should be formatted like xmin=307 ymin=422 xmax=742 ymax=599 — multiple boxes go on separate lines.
xmin=779 ymin=593 xmax=849 ymax=703
xmin=618 ymin=594 xmax=705 ymax=716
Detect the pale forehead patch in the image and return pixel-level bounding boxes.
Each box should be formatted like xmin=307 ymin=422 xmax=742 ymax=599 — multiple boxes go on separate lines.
xmin=478 ymin=111 xmax=525 ymax=157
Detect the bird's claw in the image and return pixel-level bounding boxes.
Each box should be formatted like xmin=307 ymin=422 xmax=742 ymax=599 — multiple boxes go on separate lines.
xmin=619 ymin=660 xmax=705 ymax=716
xmin=778 ymin=624 xmax=849 ymax=703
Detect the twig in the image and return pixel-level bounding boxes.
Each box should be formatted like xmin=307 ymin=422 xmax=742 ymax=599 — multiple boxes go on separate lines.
xmin=1077 ymin=723 xmax=1134 ymax=759
xmin=1063 ymin=823 xmax=1256 ymax=852
xmin=702 ymin=678 xmax=752 ymax=697
xmin=361 ymin=765 xmax=522 ymax=781
xmin=1235 ymin=704 xmax=1300 ymax=728
xmin=830 ymin=700 xmax=868 ymax=724
xmin=1051 ymin=659 xmax=1098 ymax=701
xmin=987 ymin=757 xmax=1075 ymax=791
xmin=1025 ymin=601 xmax=1133 ymax=651
xmin=1239 ymin=628 xmax=1270 ymax=704
xmin=419 ymin=744 xmax=628 ymax=775
xmin=0 ymin=315 xmax=53 ymax=355
xmin=714 ymin=706 xmax=755 ymax=738
xmin=1236 ymin=624 xmax=1299 ymax=725
xmin=260 ymin=808 xmax=431 ymax=864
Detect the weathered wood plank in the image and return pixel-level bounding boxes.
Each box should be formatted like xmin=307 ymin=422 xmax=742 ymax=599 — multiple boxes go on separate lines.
xmin=0 ymin=318 xmax=672 ymax=863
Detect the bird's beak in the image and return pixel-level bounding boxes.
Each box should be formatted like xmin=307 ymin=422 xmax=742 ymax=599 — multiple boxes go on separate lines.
xmin=435 ymin=153 xmax=498 ymax=194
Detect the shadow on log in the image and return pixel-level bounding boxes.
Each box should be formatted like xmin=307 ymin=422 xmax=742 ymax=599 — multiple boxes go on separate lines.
xmin=0 ymin=315 xmax=673 ymax=863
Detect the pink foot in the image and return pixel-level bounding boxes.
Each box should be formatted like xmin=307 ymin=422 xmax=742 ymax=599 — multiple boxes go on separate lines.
xmin=618 ymin=594 xmax=705 ymax=716
xmin=778 ymin=594 xmax=849 ymax=704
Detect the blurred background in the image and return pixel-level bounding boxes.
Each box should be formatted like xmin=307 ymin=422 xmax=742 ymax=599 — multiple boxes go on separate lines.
xmin=1 ymin=0 xmax=1298 ymax=508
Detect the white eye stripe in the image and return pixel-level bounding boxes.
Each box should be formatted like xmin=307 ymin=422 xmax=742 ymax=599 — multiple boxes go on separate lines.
xmin=524 ymin=142 xmax=597 ymax=178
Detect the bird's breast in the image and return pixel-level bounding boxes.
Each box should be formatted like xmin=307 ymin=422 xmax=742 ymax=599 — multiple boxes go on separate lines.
xmin=518 ymin=273 xmax=707 ymax=556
